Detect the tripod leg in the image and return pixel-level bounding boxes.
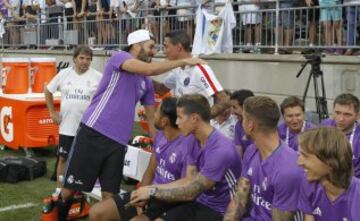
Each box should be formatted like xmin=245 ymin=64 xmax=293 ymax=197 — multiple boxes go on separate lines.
xmin=303 ymin=72 xmax=313 ymax=104
xmin=320 ymin=73 xmax=329 ymax=119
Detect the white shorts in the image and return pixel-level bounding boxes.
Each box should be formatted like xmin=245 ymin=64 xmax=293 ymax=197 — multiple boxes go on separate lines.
xmin=239 ymin=4 xmax=261 ymax=25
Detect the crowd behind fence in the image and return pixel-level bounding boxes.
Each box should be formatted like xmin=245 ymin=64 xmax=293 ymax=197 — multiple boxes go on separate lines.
xmin=1 ymin=0 xmax=360 ymax=55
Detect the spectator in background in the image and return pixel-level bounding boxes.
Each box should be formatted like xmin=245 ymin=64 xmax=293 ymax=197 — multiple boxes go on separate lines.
xmin=0 ymin=10 xmax=5 ymax=40
xmin=97 ymin=0 xmax=112 ymax=46
xmin=304 ymin=0 xmax=320 ymax=47
xmin=344 ymin=0 xmax=360 ymax=55
xmin=161 ymin=0 xmax=177 ymax=35
xmin=238 ymin=0 xmax=261 ymax=53
xmin=0 ymin=0 xmax=9 ymax=19
xmin=72 ymin=0 xmax=87 ymax=22
xmin=176 ymin=0 xmax=195 ymax=38
xmin=278 ymin=96 xmax=316 ymax=151
xmin=5 ymin=0 xmax=22 ymax=47
xmin=274 ymin=0 xmax=296 ymax=53
xmin=23 ymin=0 xmax=40 ymax=21
xmin=319 ymin=0 xmax=342 ymax=54
xmin=86 ymin=0 xmax=97 ymax=46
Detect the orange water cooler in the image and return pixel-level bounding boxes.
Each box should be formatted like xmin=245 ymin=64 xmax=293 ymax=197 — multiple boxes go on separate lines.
xmin=0 ymin=57 xmax=60 ymax=150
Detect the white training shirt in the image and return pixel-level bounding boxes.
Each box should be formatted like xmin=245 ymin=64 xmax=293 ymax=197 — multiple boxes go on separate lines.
xmin=163 ymin=64 xmax=223 ymax=106
xmin=211 ymin=114 xmax=237 ymax=140
xmin=46 ymin=67 xmax=102 ymax=136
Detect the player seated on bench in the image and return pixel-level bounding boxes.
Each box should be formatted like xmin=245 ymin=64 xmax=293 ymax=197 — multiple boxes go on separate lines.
xmin=89 ymin=97 xmax=197 ymax=221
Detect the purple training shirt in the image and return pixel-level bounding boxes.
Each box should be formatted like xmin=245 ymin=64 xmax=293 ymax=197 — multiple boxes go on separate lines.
xmin=152 ymin=131 xmax=197 ymax=185
xmin=321 ymin=119 xmax=360 ymax=178
xmin=82 ymin=51 xmax=155 ymax=145
xmin=188 ymin=129 xmax=242 ymax=215
xmin=241 ymin=142 xmax=303 ymax=221
xmin=298 ymin=175 xmax=360 ymax=221
xmin=234 ymin=121 xmax=253 ymax=152
xmin=277 ymin=121 xmax=316 ymax=151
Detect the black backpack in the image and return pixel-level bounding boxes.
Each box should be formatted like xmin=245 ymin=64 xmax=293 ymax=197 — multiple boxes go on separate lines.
xmin=0 ymin=157 xmax=47 ymax=183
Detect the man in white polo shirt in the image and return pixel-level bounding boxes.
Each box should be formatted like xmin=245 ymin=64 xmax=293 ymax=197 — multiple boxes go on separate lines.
xmin=154 ymin=30 xmax=227 ymax=106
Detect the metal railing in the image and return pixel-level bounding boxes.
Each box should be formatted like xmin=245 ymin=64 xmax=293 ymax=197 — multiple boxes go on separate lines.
xmin=1 ymin=1 xmax=360 ymax=54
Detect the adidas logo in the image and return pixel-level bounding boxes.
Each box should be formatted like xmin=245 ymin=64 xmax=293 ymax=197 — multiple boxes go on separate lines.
xmin=312 ymin=207 xmax=322 ymax=216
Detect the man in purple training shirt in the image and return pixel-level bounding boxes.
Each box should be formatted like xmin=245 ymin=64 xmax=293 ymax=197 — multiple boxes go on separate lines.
xmin=297 ymin=127 xmax=360 ymax=221
xmin=88 ymin=97 xmax=197 ymax=221
xmin=230 ymin=89 xmax=254 ymax=156
xmin=278 ymin=96 xmax=315 ymax=151
xmin=57 ymin=29 xmax=205 ymax=221
xmin=321 ymin=93 xmax=360 ymax=178
xmin=130 ymin=94 xmax=242 ymax=221
xmin=224 ymin=96 xmax=303 ymax=221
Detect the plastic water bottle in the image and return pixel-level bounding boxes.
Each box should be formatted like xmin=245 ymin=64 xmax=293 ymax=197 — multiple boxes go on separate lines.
xmin=42 ymin=197 xmax=55 ymax=214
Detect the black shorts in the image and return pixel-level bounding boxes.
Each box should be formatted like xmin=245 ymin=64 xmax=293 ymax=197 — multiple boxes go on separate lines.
xmin=308 ymin=0 xmax=320 ymax=23
xmin=58 ymin=134 xmax=75 ymax=159
xmin=114 ymin=192 xmax=182 ymax=221
xmin=159 ymin=201 xmax=223 ymax=221
xmin=63 ymin=124 xmax=127 ymax=193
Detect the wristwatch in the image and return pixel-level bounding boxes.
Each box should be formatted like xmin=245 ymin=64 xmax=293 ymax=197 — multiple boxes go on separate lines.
xmin=149 ymin=187 xmax=158 ymax=199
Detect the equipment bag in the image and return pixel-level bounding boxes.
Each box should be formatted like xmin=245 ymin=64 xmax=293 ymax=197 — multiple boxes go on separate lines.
xmin=0 ymin=156 xmax=47 ymax=183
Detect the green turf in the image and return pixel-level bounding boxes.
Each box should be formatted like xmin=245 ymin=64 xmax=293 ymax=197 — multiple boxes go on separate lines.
xmin=0 ymin=123 xmax=145 ymax=221
xmin=0 ymin=147 xmax=58 ymax=221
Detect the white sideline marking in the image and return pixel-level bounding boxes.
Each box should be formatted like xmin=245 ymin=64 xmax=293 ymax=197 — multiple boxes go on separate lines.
xmin=0 ymin=203 xmax=38 ymax=212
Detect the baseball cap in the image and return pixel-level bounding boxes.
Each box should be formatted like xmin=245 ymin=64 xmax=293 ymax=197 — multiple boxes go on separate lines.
xmin=127 ymin=29 xmax=152 ymax=46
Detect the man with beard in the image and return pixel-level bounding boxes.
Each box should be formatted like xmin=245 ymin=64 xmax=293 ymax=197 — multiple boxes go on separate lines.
xmin=321 ymin=93 xmax=360 ymax=178
xmin=88 ymin=97 xmax=197 ymax=221
xmin=57 ymin=29 xmax=205 ymax=221
xmin=130 ymin=94 xmax=242 ymax=221
xmin=278 ymin=96 xmax=315 ymax=151
xmin=223 ymin=96 xmax=303 ymax=221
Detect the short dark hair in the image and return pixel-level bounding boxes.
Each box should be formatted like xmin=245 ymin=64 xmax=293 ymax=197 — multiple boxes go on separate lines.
xmin=230 ymin=89 xmax=254 ymax=106
xmin=280 ymin=96 xmax=305 ymax=115
xmin=164 ymin=30 xmax=191 ymax=52
xmin=73 ymin=46 xmax=93 ymax=60
xmin=160 ymin=97 xmax=178 ymax=128
xmin=299 ymin=127 xmax=353 ymax=189
xmin=176 ymin=94 xmax=211 ymax=122
xmin=334 ymin=93 xmax=359 ymax=113
xmin=243 ymin=96 xmax=280 ymax=132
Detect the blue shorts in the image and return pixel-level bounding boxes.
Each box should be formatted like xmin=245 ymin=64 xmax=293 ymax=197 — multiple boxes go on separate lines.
xmin=319 ymin=1 xmax=342 ymax=21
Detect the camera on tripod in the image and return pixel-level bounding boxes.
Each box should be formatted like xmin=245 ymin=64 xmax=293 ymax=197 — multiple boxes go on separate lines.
xmin=296 ymin=52 xmax=329 ymax=121
xmin=303 ymin=53 xmax=322 ymax=76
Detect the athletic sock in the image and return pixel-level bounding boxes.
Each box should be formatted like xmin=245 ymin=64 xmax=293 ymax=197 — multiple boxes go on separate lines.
xmin=57 ymin=195 xmax=73 ymax=221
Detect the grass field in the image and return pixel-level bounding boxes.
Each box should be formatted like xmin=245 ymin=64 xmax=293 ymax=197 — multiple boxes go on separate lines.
xmin=0 ymin=123 xmax=145 ymax=221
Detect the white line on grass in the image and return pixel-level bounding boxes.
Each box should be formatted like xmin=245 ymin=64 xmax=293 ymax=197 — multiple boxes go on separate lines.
xmin=0 ymin=203 xmax=38 ymax=212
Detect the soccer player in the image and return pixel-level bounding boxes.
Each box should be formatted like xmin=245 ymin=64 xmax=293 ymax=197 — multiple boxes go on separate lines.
xmin=224 ymin=96 xmax=303 ymax=221
xmin=321 ymin=93 xmax=360 ymax=177
xmin=153 ymin=30 xmax=227 ymax=106
xmin=230 ymin=89 xmax=254 ymax=156
xmin=278 ymin=96 xmax=315 ymax=151
xmin=88 ymin=97 xmax=197 ymax=221
xmin=57 ymin=29 xmax=205 ymax=221
xmin=130 ymin=94 xmax=242 ymax=221
xmin=297 ymin=127 xmax=360 ymax=221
